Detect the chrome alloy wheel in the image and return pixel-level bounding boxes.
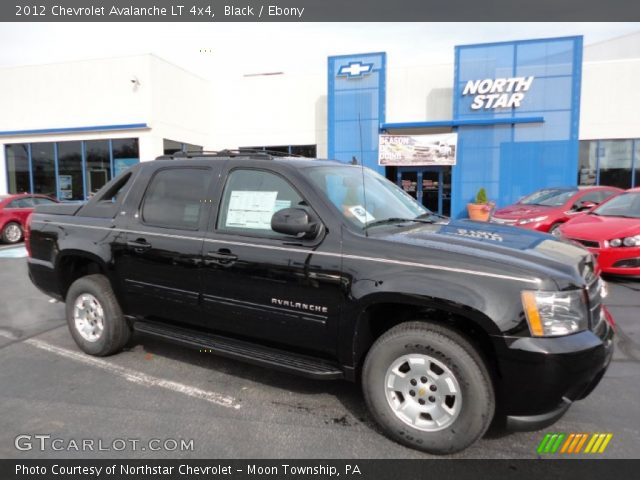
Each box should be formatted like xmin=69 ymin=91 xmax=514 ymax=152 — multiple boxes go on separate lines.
xmin=4 ymin=223 xmax=21 ymax=243
xmin=73 ymin=293 xmax=105 ymax=342
xmin=385 ymin=354 xmax=462 ymax=431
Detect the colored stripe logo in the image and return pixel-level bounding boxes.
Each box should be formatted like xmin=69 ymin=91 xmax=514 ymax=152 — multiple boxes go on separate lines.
xmin=537 ymin=433 xmax=613 ymax=454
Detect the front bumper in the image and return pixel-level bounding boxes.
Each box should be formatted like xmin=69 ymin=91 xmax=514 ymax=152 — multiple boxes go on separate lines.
xmin=493 ymin=310 xmax=614 ymax=430
xmin=583 ymin=245 xmax=640 ymax=276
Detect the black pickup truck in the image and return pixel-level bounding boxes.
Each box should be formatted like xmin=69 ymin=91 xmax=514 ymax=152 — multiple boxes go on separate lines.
xmin=26 ymin=151 xmax=614 ymax=454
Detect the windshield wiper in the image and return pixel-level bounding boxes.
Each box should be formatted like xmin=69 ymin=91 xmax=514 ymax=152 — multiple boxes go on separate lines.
xmin=363 ymin=217 xmax=437 ymax=230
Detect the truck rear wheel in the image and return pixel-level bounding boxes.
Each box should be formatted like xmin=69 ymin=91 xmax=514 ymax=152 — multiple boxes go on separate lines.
xmin=65 ymin=274 xmax=131 ymax=356
xmin=362 ymin=321 xmax=494 ymax=454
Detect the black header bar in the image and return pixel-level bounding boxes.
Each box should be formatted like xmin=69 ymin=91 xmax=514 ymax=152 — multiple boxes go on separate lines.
xmin=2 ymin=459 xmax=639 ymax=480
xmin=3 ymin=0 xmax=640 ymax=22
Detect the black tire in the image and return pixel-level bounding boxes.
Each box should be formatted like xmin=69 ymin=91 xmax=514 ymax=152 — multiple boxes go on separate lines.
xmin=1 ymin=221 xmax=23 ymax=244
xmin=548 ymin=222 xmax=562 ymax=235
xmin=362 ymin=321 xmax=495 ymax=454
xmin=65 ymin=274 xmax=131 ymax=356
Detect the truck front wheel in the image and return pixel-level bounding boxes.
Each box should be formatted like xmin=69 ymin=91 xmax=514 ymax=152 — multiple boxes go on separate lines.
xmin=362 ymin=321 xmax=495 ymax=454
xmin=65 ymin=274 xmax=131 ymax=356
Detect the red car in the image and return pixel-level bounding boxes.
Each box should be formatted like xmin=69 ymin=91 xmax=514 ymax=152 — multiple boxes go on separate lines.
xmin=491 ymin=186 xmax=622 ymax=234
xmin=0 ymin=193 xmax=58 ymax=244
xmin=559 ymin=188 xmax=640 ymax=276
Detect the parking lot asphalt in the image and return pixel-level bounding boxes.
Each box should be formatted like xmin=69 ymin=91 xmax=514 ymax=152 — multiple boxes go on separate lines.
xmin=0 ymin=244 xmax=638 ymax=459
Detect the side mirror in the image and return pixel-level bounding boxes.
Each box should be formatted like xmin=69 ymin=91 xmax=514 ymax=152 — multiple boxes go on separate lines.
xmin=271 ymin=208 xmax=319 ymax=239
xmin=577 ymin=201 xmax=596 ymax=211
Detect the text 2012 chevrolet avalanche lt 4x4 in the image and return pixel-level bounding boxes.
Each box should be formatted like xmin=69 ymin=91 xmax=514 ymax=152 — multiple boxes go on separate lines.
xmin=26 ymin=151 xmax=614 ymax=454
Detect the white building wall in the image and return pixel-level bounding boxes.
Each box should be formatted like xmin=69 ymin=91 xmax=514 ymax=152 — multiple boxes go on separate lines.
xmin=208 ymin=71 xmax=327 ymax=156
xmin=0 ymin=54 xmax=210 ymax=194
xmin=0 ymin=55 xmax=152 ymax=132
xmin=579 ymin=58 xmax=640 ymax=140
xmin=147 ymin=55 xmax=210 ymax=154
xmin=386 ymin=63 xmax=454 ymax=122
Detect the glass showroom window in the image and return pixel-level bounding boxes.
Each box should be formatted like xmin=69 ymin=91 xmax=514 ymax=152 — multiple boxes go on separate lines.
xmin=57 ymin=141 xmax=84 ymax=201
xmin=85 ymin=140 xmax=111 ymax=197
xmin=599 ymin=140 xmax=633 ymax=189
xmin=163 ymin=139 xmax=203 ymax=155
xmin=635 ymin=140 xmax=640 ymax=188
xmin=163 ymin=139 xmax=182 ymax=155
xmin=240 ymin=145 xmax=317 ymax=157
xmin=5 ymin=144 xmax=30 ymax=194
xmin=31 ymin=142 xmax=56 ymax=197
xmin=112 ymin=138 xmax=140 ymax=176
xmin=578 ymin=141 xmax=598 ymax=186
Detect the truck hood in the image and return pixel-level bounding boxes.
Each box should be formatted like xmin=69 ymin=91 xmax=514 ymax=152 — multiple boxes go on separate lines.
xmin=372 ymin=218 xmax=595 ymax=288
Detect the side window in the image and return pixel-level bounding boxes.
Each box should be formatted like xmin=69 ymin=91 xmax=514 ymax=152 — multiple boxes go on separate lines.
xmin=577 ymin=191 xmax=603 ymax=206
xmin=7 ymin=198 xmax=33 ymax=208
xmin=599 ymin=190 xmax=617 ymax=203
xmin=141 ymin=168 xmax=210 ymax=230
xmin=217 ymin=169 xmax=305 ymax=237
xmin=32 ymin=197 xmax=56 ymax=206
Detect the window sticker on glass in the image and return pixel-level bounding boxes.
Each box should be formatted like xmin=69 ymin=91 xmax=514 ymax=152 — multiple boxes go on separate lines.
xmin=226 ymin=191 xmax=278 ymax=229
xmin=348 ymin=205 xmax=375 ymax=224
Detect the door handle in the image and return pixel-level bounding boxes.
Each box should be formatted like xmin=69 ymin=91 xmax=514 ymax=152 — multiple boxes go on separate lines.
xmin=206 ymin=249 xmax=238 ymax=265
xmin=127 ymin=239 xmax=152 ymax=252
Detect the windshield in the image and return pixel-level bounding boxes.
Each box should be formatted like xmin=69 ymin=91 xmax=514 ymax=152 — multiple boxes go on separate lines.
xmin=307 ymin=165 xmax=429 ymax=228
xmin=519 ymin=189 xmax=576 ymax=207
xmin=592 ymin=192 xmax=640 ymax=218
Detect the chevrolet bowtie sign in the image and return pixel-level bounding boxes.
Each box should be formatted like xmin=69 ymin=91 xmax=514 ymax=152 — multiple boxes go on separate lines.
xmin=338 ymin=61 xmax=374 ymax=78
xmin=462 ymin=76 xmax=535 ymax=110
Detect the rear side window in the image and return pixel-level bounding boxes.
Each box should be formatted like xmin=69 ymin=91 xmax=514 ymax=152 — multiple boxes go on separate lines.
xmin=7 ymin=198 xmax=34 ymax=208
xmin=141 ymin=168 xmax=210 ymax=230
xmin=32 ymin=197 xmax=56 ymax=206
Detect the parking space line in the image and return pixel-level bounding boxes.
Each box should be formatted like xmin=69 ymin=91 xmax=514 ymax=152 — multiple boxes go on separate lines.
xmin=0 ymin=333 xmax=241 ymax=410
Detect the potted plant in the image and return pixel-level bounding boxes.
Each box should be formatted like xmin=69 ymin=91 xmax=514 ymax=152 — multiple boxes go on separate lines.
xmin=467 ymin=188 xmax=494 ymax=222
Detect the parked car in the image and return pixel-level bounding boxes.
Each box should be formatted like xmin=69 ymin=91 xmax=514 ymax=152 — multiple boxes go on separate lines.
xmin=26 ymin=152 xmax=613 ymax=454
xmin=491 ymin=186 xmax=621 ymax=234
xmin=0 ymin=193 xmax=58 ymax=244
xmin=559 ymin=188 xmax=640 ymax=277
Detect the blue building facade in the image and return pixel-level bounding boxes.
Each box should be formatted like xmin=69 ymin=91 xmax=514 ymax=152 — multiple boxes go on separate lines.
xmin=328 ymin=36 xmax=584 ymax=218
xmin=451 ymin=36 xmax=583 ymax=217
xmin=328 ymin=52 xmax=386 ymax=175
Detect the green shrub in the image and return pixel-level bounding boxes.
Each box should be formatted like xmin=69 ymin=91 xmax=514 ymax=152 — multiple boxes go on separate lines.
xmin=475 ymin=188 xmax=488 ymax=204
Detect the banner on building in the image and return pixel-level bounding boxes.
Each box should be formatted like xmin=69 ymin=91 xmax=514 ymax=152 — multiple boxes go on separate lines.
xmin=378 ymin=133 xmax=457 ymax=166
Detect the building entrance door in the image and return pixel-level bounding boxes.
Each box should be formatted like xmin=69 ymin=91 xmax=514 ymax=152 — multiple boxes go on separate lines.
xmin=397 ymin=167 xmax=451 ymax=217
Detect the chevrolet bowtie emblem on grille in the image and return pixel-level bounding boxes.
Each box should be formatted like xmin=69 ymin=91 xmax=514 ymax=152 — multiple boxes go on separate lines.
xmin=337 ymin=61 xmax=373 ymax=78
xmin=271 ymin=298 xmax=328 ymax=314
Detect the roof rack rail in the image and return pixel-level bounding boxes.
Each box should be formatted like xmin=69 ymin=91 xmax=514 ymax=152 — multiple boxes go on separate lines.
xmin=155 ymin=148 xmax=309 ymax=161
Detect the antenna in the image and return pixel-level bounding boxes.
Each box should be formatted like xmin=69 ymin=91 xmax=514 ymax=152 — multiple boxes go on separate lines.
xmin=357 ymin=111 xmax=369 ymax=237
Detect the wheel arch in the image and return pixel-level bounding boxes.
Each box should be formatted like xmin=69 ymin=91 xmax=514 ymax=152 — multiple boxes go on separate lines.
xmin=348 ymin=295 xmax=502 ymax=383
xmin=55 ymin=250 xmax=112 ymax=300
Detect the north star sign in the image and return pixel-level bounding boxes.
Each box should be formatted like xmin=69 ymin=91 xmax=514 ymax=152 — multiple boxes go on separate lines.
xmin=462 ymin=76 xmax=535 ymax=110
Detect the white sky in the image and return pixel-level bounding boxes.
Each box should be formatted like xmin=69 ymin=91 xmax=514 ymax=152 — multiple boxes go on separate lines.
xmin=1 ymin=23 xmax=639 ymax=77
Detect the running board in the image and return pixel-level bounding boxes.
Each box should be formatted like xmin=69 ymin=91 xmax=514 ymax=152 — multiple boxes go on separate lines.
xmin=133 ymin=320 xmax=344 ymax=380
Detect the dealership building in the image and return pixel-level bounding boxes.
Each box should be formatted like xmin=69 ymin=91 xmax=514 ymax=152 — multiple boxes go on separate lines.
xmin=1 ymin=32 xmax=639 ymax=217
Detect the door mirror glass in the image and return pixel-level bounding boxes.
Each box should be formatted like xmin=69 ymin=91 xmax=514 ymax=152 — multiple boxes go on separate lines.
xmin=576 ymin=200 xmax=597 ymax=211
xmin=271 ymin=208 xmax=318 ymax=238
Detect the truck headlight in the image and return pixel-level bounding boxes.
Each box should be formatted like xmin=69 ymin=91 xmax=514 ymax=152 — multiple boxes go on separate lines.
xmin=518 ymin=215 xmax=548 ymax=225
xmin=521 ymin=290 xmax=588 ymax=337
